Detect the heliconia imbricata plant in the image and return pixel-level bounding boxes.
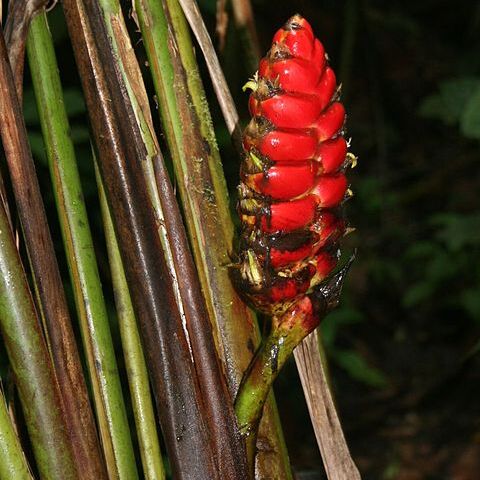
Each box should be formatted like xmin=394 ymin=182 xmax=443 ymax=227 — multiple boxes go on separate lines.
xmin=232 ymin=13 xmax=356 ymax=471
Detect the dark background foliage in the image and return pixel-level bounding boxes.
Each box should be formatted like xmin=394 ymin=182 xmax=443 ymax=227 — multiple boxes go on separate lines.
xmin=6 ymin=0 xmax=480 ymax=478
xmin=213 ymin=1 xmax=480 ymax=478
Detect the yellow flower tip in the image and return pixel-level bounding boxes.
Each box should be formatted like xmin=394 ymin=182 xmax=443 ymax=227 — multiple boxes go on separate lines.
xmin=245 ymin=249 xmax=264 ymax=287
xmin=249 ymin=150 xmax=263 ymax=169
xmin=347 ymin=152 xmax=358 ymax=168
xmin=242 ymin=72 xmax=259 ymax=92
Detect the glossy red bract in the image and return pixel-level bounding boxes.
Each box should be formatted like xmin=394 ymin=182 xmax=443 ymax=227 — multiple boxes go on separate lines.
xmin=234 ymin=14 xmax=353 ymax=317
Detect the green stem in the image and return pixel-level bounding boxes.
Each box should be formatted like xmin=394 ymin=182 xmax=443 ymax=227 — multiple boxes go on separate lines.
xmin=62 ymin=0 xmax=249 ymax=476
xmin=27 ymin=11 xmax=137 ymax=480
xmin=0 ymin=188 xmax=78 ymax=480
xmin=96 ymin=161 xmax=166 ymax=480
xmin=235 ymin=306 xmax=310 ymax=474
xmin=236 ymin=258 xmax=354 ymax=472
xmin=0 ymin=391 xmax=32 ymax=480
xmin=134 ymin=1 xmax=292 ymax=476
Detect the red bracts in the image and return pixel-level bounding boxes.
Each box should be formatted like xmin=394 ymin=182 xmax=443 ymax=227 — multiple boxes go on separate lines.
xmin=233 ymin=15 xmax=354 ymax=318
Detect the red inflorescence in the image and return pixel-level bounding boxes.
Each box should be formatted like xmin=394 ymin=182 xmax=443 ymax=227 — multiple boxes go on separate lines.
xmin=233 ymin=14 xmax=355 ymax=318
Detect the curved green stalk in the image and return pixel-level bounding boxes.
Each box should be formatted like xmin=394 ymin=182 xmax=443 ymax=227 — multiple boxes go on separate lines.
xmin=96 ymin=162 xmax=166 ymax=480
xmin=236 ymin=260 xmax=355 ymax=474
xmin=26 ymin=12 xmax=137 ymax=480
xmin=0 ymin=391 xmax=32 ymax=480
xmin=235 ymin=310 xmax=308 ymax=474
xmin=134 ymin=1 xmax=292 ymax=476
xmin=0 ymin=192 xmax=77 ymax=480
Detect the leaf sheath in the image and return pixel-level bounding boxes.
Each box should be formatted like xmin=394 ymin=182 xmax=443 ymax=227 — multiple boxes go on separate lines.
xmin=60 ymin=0 xmax=249 ymax=476
xmin=27 ymin=11 xmax=115 ymax=480
xmin=0 ymin=163 xmax=77 ymax=480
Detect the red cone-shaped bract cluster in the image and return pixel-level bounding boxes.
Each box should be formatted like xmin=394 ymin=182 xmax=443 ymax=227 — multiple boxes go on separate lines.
xmin=234 ymin=15 xmax=353 ymax=319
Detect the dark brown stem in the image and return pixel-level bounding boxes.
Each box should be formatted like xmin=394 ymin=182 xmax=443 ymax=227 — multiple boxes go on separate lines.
xmin=4 ymin=0 xmax=48 ymax=101
xmin=60 ymin=0 xmax=249 ymax=477
xmin=153 ymin=155 xmax=249 ymax=478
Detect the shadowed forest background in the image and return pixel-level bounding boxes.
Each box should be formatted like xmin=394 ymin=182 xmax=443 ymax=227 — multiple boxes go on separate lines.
xmin=4 ymin=0 xmax=480 ymax=478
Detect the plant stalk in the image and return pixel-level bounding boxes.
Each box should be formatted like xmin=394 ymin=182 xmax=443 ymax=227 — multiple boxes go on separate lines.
xmin=0 ymin=170 xmax=78 ymax=480
xmin=134 ymin=1 xmax=292 ymax=476
xmin=27 ymin=11 xmax=137 ymax=479
xmin=96 ymin=161 xmax=166 ymax=480
xmin=235 ymin=300 xmax=312 ymax=474
xmin=236 ymin=258 xmax=356 ymax=474
xmin=60 ymin=0 xmax=249 ymax=477
xmin=0 ymin=390 xmax=33 ymax=480
xmin=294 ymin=330 xmax=361 ymax=480
xmin=27 ymin=11 xmax=116 ymax=479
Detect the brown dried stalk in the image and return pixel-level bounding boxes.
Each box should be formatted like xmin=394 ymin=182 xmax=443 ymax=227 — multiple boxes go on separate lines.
xmin=294 ymin=330 xmax=361 ymax=480
xmin=60 ymin=0 xmax=249 ymax=477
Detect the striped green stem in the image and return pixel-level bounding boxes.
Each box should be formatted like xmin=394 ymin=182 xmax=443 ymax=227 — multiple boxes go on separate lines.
xmin=235 ymin=305 xmax=310 ymax=474
xmin=0 ymin=391 xmax=33 ymax=480
xmin=26 ymin=11 xmax=137 ymax=480
xmin=0 ymin=186 xmax=77 ymax=480
xmin=134 ymin=1 xmax=292 ymax=476
xmin=96 ymin=161 xmax=166 ymax=480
